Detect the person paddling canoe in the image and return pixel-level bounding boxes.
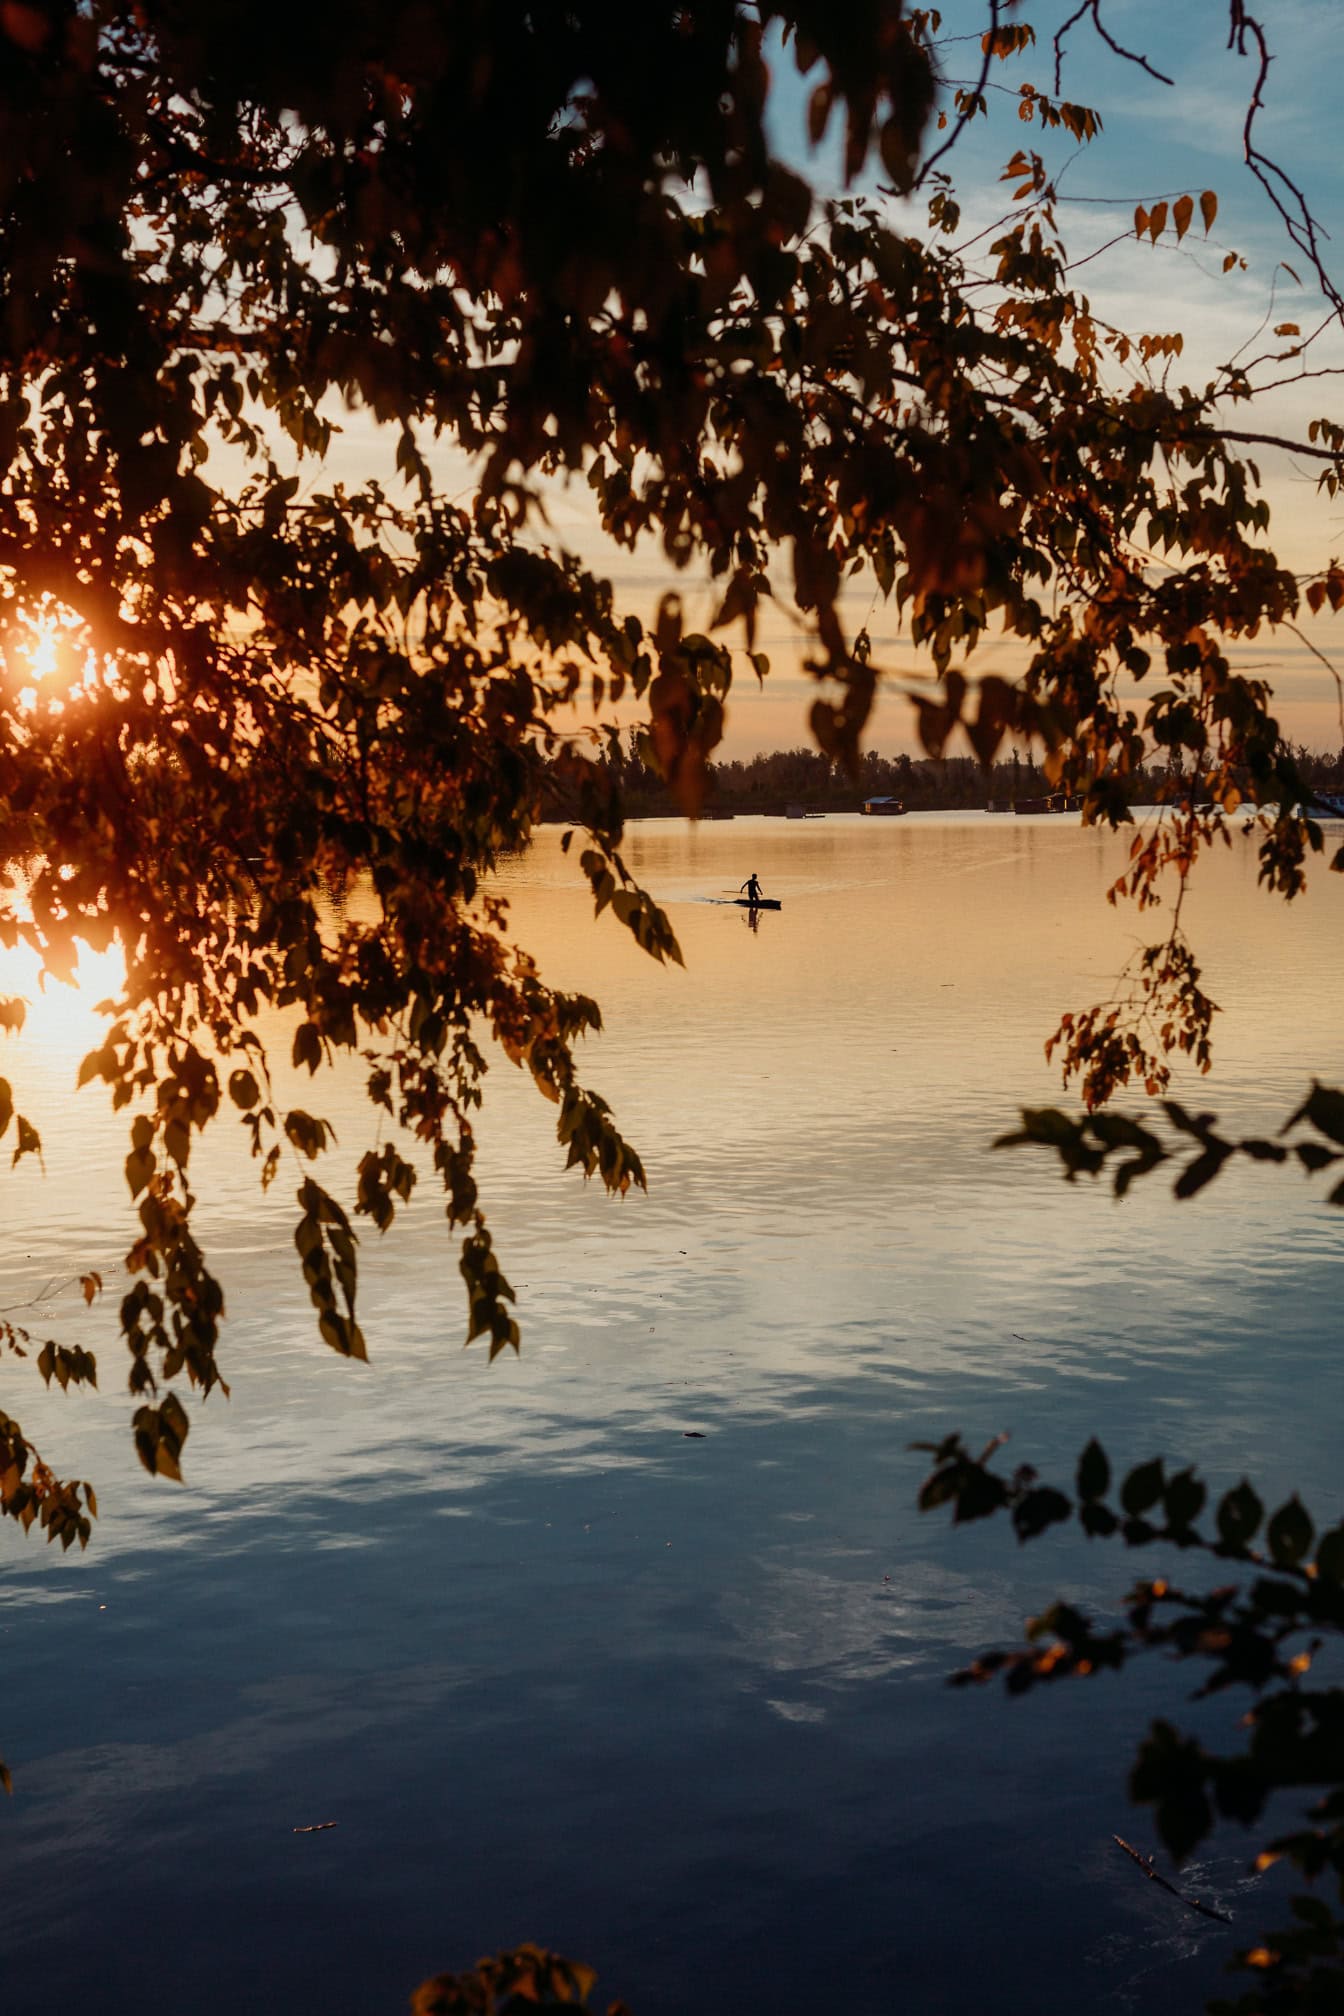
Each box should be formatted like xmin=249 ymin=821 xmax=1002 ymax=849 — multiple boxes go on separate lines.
xmin=740 ymin=872 xmax=764 ymax=907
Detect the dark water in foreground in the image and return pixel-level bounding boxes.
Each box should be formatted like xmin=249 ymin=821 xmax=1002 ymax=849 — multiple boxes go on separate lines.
xmin=2 ymin=814 xmax=1342 ymax=2014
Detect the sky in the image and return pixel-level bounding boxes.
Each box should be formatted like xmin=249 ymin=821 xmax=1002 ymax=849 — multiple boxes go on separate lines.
xmin=319 ymin=1 xmax=1344 ymax=763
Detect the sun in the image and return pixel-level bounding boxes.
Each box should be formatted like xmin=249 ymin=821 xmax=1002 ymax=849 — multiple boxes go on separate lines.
xmin=6 ymin=612 xmax=62 ymax=710
xmin=22 ymin=615 xmax=59 ymax=683
xmin=7 ymin=611 xmax=100 ymax=713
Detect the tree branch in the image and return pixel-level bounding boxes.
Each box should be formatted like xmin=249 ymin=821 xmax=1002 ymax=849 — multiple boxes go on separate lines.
xmin=915 ymin=0 xmax=999 ymax=192
xmin=1053 ymin=0 xmax=1174 ymax=95
xmin=1230 ymin=2 xmax=1344 ymax=326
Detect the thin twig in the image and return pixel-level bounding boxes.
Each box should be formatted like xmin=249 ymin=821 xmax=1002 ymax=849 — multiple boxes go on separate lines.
xmin=0 ymin=1276 xmax=69 ymax=1315
xmin=1112 ymin=1835 xmax=1234 ymax=1925
xmin=1231 ymin=2 xmax=1344 ymax=328
xmin=1054 ymin=0 xmax=1174 ymax=94
xmin=916 ymin=0 xmax=999 ymax=193
xmin=1212 ymin=429 xmax=1344 ymax=462
xmin=1282 ymin=621 xmax=1344 ymax=745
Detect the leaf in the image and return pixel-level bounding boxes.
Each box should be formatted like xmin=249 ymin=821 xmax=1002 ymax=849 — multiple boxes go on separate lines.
xmin=1266 ymin=1496 xmax=1313 ymax=1568
xmin=1131 ymin=1721 xmax=1213 ymax=1861
xmin=1147 ymin=201 xmax=1168 ymax=244
xmin=1173 ymin=1143 xmax=1231 ymax=1198
xmin=163 ymin=1116 xmax=190 ymax=1168
xmin=1 ymin=5 xmax=50 ymax=54
xmin=228 ymin=1068 xmax=260 ymax=1109
xmin=952 ymin=1465 xmax=1010 ymax=1523
xmin=132 ymin=1396 xmax=190 ymax=1482
xmin=1013 ymin=1486 xmax=1071 ymax=1541
xmin=292 ymin=1022 xmax=322 ymax=1074
xmin=1121 ymin=1458 xmax=1164 ymax=1516
xmin=124 ymin=1143 xmax=155 ymax=1196
xmin=11 ymin=1115 xmax=40 ymax=1168
xmin=1291 ymin=1084 xmax=1344 ymax=1146
xmin=1162 ymin=1468 xmax=1205 ymax=1530
xmin=879 ymin=116 xmax=917 ymax=196
xmin=77 ymin=1045 xmax=108 ymax=1089
xmin=1217 ymin=1480 xmax=1264 ymax=1550
xmin=1199 ymin=189 xmax=1218 ymax=234
xmin=711 ymin=568 xmax=760 ymax=645
xmin=1172 ymin=193 xmax=1194 ymax=242
xmin=284 ymin=1109 xmax=332 ymax=1159
xmin=1076 ymin=1438 xmax=1109 ymax=1501
xmin=653 ymin=592 xmax=682 ymax=655
xmin=1316 ymin=1525 xmax=1344 ymax=1584
xmin=918 ymin=1467 xmax=961 ymax=1513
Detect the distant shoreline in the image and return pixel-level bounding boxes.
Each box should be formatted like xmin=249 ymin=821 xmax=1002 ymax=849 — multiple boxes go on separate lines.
xmin=541 ymin=741 xmax=1344 ymax=826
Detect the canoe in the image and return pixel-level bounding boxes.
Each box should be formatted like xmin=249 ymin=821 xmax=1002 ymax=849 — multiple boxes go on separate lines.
xmin=733 ymin=897 xmax=782 ymax=910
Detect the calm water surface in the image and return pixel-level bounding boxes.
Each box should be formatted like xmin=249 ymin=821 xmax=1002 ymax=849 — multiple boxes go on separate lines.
xmin=2 ymin=814 xmax=1342 ymax=2014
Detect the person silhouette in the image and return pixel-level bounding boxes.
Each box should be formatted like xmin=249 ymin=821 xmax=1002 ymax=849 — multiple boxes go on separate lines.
xmin=740 ymin=872 xmax=764 ymax=907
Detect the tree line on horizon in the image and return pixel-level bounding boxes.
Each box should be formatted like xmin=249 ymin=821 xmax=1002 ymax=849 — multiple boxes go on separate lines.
xmin=550 ymin=731 xmax=1344 ymax=818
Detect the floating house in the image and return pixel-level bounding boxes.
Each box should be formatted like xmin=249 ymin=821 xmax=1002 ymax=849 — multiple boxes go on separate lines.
xmin=860 ymin=796 xmax=907 ymax=816
xmin=1013 ymin=792 xmax=1082 ymax=815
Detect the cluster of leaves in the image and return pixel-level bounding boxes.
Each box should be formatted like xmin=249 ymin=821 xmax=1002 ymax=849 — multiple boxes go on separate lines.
xmin=1046 ymin=931 xmax=1219 ymax=1108
xmin=410 ymin=1945 xmax=627 ymax=2016
xmin=998 ymin=1082 xmax=1344 ymax=1204
xmin=1135 ymin=190 xmax=1219 ymax=249
xmin=1045 ymin=775 xmax=1344 ymax=1105
xmin=0 ymin=1272 xmax=100 ymax=1589
xmin=916 ymin=1432 xmax=1344 ymax=2011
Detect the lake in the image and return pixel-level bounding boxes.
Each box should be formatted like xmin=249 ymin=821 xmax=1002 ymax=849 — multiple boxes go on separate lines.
xmin=2 ymin=812 xmax=1342 ymax=2014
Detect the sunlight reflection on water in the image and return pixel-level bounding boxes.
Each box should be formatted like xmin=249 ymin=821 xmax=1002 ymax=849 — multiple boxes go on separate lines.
xmin=1 ymin=814 xmax=1341 ymax=2013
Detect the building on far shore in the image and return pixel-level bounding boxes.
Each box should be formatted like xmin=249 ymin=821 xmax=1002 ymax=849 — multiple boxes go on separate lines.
xmin=860 ymin=796 xmax=906 ymax=816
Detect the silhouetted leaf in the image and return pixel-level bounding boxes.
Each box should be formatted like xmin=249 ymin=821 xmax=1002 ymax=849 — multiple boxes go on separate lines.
xmin=1131 ymin=1721 xmax=1214 ymax=1861
xmin=1163 ymin=1469 xmax=1206 ymax=1531
xmin=1316 ymin=1525 xmax=1344 ymax=1585
xmin=1266 ymin=1497 xmax=1313 ymax=1569
xmin=1218 ymin=1481 xmax=1264 ymax=1550
xmin=1013 ymin=1487 xmax=1071 ymax=1541
xmin=1122 ymin=1459 xmax=1165 ymax=1516
xmin=1291 ymin=1085 xmax=1344 ymax=1146
xmin=1077 ymin=1439 xmax=1109 ymax=1501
